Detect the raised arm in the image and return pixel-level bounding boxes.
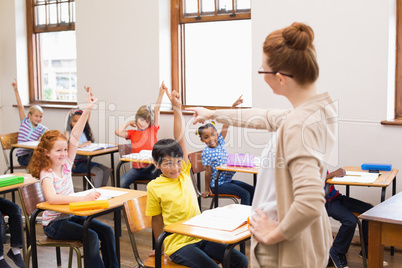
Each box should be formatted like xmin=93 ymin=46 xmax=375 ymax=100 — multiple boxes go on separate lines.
xmin=221 ymin=95 xmax=243 ymax=139
xmin=166 ymin=88 xmax=188 ymax=163
xmin=68 ymin=87 xmax=97 ymax=159
xmin=11 ymin=79 xmax=26 ymax=121
xmin=153 ymin=81 xmax=166 ymax=128
xmin=115 ymin=121 xmax=136 ymax=139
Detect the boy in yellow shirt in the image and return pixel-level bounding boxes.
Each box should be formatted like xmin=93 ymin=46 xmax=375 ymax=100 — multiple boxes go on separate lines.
xmin=145 ymin=88 xmax=248 ymax=268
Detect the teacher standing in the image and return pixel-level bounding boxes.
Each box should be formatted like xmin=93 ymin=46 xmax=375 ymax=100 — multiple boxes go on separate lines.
xmin=187 ymin=22 xmax=337 ymax=268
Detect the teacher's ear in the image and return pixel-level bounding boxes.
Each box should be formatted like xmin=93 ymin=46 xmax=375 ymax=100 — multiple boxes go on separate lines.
xmin=276 ymin=73 xmax=288 ymax=86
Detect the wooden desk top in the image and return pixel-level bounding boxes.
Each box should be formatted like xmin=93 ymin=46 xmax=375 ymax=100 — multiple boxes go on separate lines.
xmin=11 ymin=143 xmax=118 ymax=156
xmin=36 ymin=187 xmax=146 ymax=216
xmin=359 ymin=191 xmax=402 ymax=225
xmin=0 ymin=173 xmax=39 ymax=192
xmin=217 ymin=164 xmax=259 ymax=174
xmin=164 ymin=220 xmax=251 ymax=244
xmin=326 ymin=166 xmax=398 ymax=187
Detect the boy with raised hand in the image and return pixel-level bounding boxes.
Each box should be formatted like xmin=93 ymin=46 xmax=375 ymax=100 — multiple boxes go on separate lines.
xmin=145 ymin=88 xmax=248 ymax=268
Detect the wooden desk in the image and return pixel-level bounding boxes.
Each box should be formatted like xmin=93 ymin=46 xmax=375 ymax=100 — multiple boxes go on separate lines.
xmin=10 ymin=143 xmax=119 ymax=187
xmin=325 ymin=166 xmax=398 ymax=202
xmin=214 ymin=165 xmax=259 ymax=207
xmin=116 ymin=157 xmax=153 ymax=187
xmin=359 ymin=192 xmax=402 ymax=268
xmin=156 ymin=221 xmax=250 ymax=268
xmin=29 ymin=187 xmax=147 ymax=268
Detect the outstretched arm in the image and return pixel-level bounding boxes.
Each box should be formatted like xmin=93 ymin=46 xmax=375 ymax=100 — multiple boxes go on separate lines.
xmin=115 ymin=121 xmax=136 ymax=138
xmin=11 ymin=79 xmax=26 ymax=121
xmin=166 ymin=88 xmax=188 ymax=163
xmin=221 ymin=95 xmax=243 ymax=139
xmin=68 ymin=87 xmax=97 ymax=160
xmin=153 ymin=81 xmax=166 ymax=128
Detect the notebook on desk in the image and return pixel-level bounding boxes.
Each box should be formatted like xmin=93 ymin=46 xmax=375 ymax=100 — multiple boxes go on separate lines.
xmin=78 ymin=143 xmax=115 ymax=152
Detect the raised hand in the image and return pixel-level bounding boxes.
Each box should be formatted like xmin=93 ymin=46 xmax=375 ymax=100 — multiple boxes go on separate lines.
xmin=232 ymin=94 xmax=243 ymax=108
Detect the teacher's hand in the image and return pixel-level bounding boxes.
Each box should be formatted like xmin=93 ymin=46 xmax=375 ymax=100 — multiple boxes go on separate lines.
xmin=185 ymin=107 xmax=215 ymax=124
xmin=249 ymin=208 xmax=281 ymax=245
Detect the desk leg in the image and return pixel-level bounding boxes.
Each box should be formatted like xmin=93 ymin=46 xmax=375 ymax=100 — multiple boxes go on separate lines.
xmin=9 ymin=147 xmax=16 ymax=173
xmin=214 ymin=170 xmax=221 ymax=208
xmin=30 ymin=209 xmax=42 ymax=268
xmin=380 ymin=188 xmax=386 ymax=202
xmin=110 ymin=152 xmax=115 ymax=187
xmin=346 ymin=185 xmax=350 ymax=197
xmin=253 ymin=174 xmax=257 ymax=187
xmin=155 ymin=231 xmax=171 ymax=268
xmin=222 ymin=244 xmax=236 ymax=268
xmin=83 ymin=216 xmax=93 ymax=268
xmin=116 ymin=161 xmax=125 ymax=188
xmin=86 ymin=156 xmax=94 ymax=190
xmin=368 ymin=221 xmax=383 ymax=268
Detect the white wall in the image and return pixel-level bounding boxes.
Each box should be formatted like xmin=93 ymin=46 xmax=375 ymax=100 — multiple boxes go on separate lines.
xmin=0 ymin=0 xmax=401 ymax=227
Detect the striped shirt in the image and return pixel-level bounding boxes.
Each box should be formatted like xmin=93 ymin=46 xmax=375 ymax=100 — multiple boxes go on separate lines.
xmin=40 ymin=157 xmax=75 ymax=226
xmin=17 ymin=117 xmax=47 ymax=156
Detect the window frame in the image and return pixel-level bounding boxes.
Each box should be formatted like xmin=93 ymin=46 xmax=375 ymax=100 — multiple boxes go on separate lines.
xmin=171 ymin=0 xmax=251 ymax=108
xmin=26 ymin=0 xmax=77 ymax=106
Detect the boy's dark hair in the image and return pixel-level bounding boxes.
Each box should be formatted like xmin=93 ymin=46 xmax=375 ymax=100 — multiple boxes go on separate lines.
xmin=196 ymin=122 xmax=216 ymax=137
xmin=152 ymin=139 xmax=183 ymax=165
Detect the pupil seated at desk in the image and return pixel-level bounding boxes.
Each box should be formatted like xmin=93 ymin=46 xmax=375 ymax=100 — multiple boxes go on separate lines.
xmin=145 ymin=87 xmax=248 ymax=268
xmin=326 ymin=168 xmax=388 ymax=268
xmin=196 ymin=96 xmax=254 ymax=206
xmin=27 ymin=87 xmax=119 ymax=268
xmin=64 ymin=107 xmax=111 ymax=188
xmin=114 ymin=82 xmax=166 ymax=189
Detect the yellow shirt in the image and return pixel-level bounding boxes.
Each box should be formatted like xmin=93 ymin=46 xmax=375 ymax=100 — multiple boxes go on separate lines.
xmin=146 ymin=160 xmax=201 ymax=256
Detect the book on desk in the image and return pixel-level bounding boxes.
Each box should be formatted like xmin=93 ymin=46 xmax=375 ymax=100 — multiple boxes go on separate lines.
xmin=122 ymin=149 xmax=153 ymax=160
xmin=183 ymin=204 xmax=251 ymax=231
xmin=331 ymin=171 xmax=380 ymax=183
xmin=77 ymin=143 xmax=115 ymax=152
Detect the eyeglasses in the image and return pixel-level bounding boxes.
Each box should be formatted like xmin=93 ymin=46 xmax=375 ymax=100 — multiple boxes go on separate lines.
xmin=258 ymin=67 xmax=293 ymax=78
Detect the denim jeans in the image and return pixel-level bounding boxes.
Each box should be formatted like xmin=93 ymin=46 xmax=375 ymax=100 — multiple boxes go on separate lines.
xmin=0 ymin=198 xmax=23 ymax=256
xmin=212 ymin=180 xmax=255 ymax=205
xmin=120 ymin=165 xmax=161 ymax=189
xmin=170 ymin=240 xmax=248 ymax=268
xmin=17 ymin=153 xmax=31 ymax=166
xmin=43 ymin=216 xmax=118 ymax=268
xmin=327 ymin=194 xmax=373 ymax=255
xmin=72 ymin=160 xmax=100 ymax=174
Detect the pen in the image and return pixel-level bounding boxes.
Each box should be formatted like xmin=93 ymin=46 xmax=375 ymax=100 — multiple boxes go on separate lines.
xmin=84 ymin=176 xmax=99 ymax=193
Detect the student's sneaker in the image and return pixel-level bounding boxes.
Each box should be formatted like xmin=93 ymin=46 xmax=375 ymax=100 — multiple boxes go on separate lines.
xmin=359 ymin=251 xmax=388 ymax=266
xmin=0 ymin=259 xmax=11 ymax=268
xmin=329 ymin=247 xmax=348 ymax=268
xmin=6 ymin=249 xmax=25 ymax=268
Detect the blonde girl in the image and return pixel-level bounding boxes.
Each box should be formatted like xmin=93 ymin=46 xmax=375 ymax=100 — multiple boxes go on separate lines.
xmin=12 ymin=79 xmax=48 ymax=166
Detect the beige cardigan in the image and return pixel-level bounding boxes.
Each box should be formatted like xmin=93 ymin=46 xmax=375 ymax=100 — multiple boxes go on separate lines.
xmin=214 ymin=92 xmax=337 ymax=267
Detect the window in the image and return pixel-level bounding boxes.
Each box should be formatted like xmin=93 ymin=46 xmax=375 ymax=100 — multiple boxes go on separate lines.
xmin=171 ymin=0 xmax=252 ymax=107
xmin=26 ymin=0 xmax=77 ymax=104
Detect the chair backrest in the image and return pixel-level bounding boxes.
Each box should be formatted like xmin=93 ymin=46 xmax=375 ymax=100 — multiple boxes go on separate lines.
xmin=124 ymin=195 xmax=151 ymax=234
xmin=118 ymin=143 xmax=132 ymax=157
xmin=18 ymin=182 xmax=46 ymax=233
xmin=0 ymin=132 xmax=19 ymax=151
xmin=188 ymin=151 xmax=205 ymax=197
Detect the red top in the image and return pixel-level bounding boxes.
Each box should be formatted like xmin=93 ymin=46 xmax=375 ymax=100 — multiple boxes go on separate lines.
xmin=126 ymin=125 xmax=159 ymax=169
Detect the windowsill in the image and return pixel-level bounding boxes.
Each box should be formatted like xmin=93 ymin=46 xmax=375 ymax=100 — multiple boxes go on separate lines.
xmin=13 ymin=104 xmax=78 ymax=109
xmin=380 ymin=119 xmax=402 ymax=126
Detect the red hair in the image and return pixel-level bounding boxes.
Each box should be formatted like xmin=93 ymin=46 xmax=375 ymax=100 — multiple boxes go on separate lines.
xmin=27 ymin=130 xmax=67 ymax=178
xmin=263 ymin=22 xmax=318 ymax=86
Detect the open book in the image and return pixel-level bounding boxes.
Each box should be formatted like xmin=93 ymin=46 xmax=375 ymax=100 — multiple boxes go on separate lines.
xmin=78 ymin=143 xmax=115 ymax=152
xmin=122 ymin=150 xmax=153 ymax=160
xmin=69 ymin=188 xmax=127 ymax=200
xmin=183 ymin=204 xmax=251 ymax=231
xmin=18 ymin=141 xmax=39 ymax=147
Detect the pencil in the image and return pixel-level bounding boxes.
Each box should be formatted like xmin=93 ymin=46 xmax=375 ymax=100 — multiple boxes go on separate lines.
xmin=84 ymin=176 xmax=99 ymax=193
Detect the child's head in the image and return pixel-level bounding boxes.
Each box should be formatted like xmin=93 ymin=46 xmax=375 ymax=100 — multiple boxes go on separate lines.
xmin=152 ymin=139 xmax=183 ymax=179
xmin=65 ymin=109 xmax=94 ymax=142
xmin=28 ymin=130 xmax=68 ymax=178
xmin=135 ymin=105 xmax=154 ymax=130
xmin=196 ymin=122 xmax=218 ymax=148
xmin=27 ymin=105 xmax=44 ymax=127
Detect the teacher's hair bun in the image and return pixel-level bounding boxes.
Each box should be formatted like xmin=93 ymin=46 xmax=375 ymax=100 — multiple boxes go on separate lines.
xmin=282 ymin=22 xmax=314 ymax=51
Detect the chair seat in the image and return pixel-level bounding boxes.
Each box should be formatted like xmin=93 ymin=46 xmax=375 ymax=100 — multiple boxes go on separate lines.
xmin=134 ymin=179 xmax=152 ymax=184
xmin=208 ymin=193 xmax=240 ymax=199
xmin=37 ymin=236 xmax=83 ymax=248
xmin=144 ymin=255 xmax=188 ymax=268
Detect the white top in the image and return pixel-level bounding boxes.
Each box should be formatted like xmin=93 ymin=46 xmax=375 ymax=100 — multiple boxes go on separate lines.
xmin=251 ymin=133 xmax=278 ymax=221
